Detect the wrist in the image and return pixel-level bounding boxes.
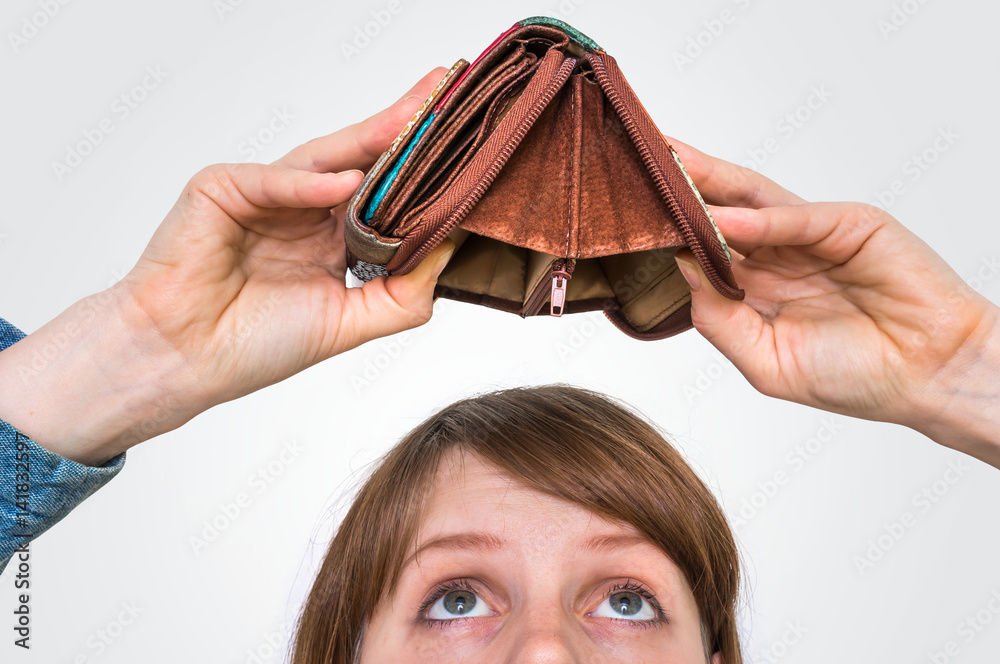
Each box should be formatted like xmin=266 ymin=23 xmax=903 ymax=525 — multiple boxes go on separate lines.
xmin=0 ymin=283 xmax=202 ymax=466
xmin=906 ymin=303 xmax=1000 ymax=468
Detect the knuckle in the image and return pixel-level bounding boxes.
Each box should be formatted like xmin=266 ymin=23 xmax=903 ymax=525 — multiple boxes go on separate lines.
xmin=187 ymin=163 xmax=240 ymax=201
xmin=841 ymin=203 xmax=893 ymax=244
xmin=852 ymin=203 xmax=888 ymax=229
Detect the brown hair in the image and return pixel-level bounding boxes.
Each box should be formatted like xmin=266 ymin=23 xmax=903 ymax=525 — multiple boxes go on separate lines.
xmin=291 ymin=384 xmax=742 ymax=663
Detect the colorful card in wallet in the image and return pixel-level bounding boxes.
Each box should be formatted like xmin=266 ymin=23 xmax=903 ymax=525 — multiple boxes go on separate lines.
xmin=344 ymin=16 xmax=743 ymax=340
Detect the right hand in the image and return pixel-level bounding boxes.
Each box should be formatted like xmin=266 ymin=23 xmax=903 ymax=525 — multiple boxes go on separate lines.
xmin=123 ymin=67 xmax=454 ymax=407
xmin=0 ymin=68 xmax=455 ymax=465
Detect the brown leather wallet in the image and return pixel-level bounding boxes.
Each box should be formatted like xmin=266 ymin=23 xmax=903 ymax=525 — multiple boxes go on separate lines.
xmin=344 ymin=16 xmax=743 ymax=340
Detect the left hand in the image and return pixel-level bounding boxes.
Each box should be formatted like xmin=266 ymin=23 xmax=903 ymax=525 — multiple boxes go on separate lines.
xmin=667 ymin=136 xmax=1000 ymax=465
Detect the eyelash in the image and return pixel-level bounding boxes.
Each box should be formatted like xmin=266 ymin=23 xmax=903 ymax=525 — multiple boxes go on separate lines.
xmin=417 ymin=578 xmax=481 ymax=629
xmin=416 ymin=577 xmax=668 ymax=629
xmin=602 ymin=578 xmax=668 ymax=630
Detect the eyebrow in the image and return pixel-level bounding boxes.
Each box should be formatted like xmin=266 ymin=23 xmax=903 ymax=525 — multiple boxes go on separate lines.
xmin=402 ymin=531 xmax=653 ymax=570
xmin=403 ymin=531 xmax=506 ymax=569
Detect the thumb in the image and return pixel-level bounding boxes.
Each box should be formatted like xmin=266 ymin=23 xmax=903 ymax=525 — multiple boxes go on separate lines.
xmin=341 ymin=239 xmax=456 ymax=349
xmin=674 ymin=249 xmax=773 ymax=381
xmin=385 ymin=238 xmax=456 ymax=315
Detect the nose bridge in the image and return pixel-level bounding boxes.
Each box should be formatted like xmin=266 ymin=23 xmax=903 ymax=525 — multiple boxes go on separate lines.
xmin=505 ymin=594 xmax=583 ymax=664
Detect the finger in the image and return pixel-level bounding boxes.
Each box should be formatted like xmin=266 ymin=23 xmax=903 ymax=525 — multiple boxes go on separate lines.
xmin=273 ymin=67 xmax=448 ymax=173
xmin=336 ymin=239 xmax=456 ymax=352
xmin=674 ymin=249 xmax=781 ymax=394
xmin=709 ymin=202 xmax=888 ymax=264
xmin=664 ymin=134 xmax=806 ymax=209
xmin=189 ymin=163 xmax=364 ymax=218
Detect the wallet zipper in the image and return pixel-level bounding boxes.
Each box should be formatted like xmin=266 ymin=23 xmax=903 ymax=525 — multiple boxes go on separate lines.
xmin=524 ymin=258 xmax=575 ymax=317
xmin=396 ymin=56 xmax=578 ymax=274
xmin=586 ymin=55 xmax=723 ymax=292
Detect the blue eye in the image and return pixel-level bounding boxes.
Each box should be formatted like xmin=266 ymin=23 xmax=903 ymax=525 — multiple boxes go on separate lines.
xmin=591 ymin=581 xmax=665 ymax=624
xmin=425 ymin=587 xmax=492 ymax=620
xmin=593 ymin=590 xmax=656 ymax=620
xmin=419 ymin=579 xmax=664 ymax=626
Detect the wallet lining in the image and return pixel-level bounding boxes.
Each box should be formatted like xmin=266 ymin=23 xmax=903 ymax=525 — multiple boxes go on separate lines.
xmin=437 ymin=232 xmax=688 ymax=329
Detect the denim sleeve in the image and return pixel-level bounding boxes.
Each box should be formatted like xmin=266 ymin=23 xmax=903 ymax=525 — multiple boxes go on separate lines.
xmin=0 ymin=318 xmax=126 ymax=576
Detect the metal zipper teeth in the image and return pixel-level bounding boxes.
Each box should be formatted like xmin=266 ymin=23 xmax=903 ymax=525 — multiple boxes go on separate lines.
xmin=555 ymin=257 xmax=575 ymax=275
xmin=590 ymin=57 xmax=731 ymax=295
xmin=398 ymin=57 xmax=578 ymax=273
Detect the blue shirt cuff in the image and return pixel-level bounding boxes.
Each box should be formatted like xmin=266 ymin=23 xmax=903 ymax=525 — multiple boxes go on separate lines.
xmin=0 ymin=317 xmax=126 ymax=576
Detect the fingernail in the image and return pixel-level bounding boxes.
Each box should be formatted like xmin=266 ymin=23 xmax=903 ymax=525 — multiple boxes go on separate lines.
xmin=395 ymin=94 xmax=422 ymax=107
xmin=431 ymin=245 xmax=455 ymax=280
xmin=675 ymin=256 xmax=702 ymax=292
xmin=345 ymin=169 xmax=364 ymax=177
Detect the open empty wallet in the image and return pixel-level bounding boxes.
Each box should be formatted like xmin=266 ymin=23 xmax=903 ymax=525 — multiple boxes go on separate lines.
xmin=344 ymin=16 xmax=743 ymax=340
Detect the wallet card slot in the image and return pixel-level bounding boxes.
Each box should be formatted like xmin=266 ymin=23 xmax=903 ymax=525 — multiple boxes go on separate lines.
xmin=392 ymin=67 xmax=539 ymax=234
xmin=369 ymin=45 xmax=539 ymax=232
xmin=355 ymin=61 xmax=468 ymax=226
xmin=389 ymin=49 xmax=576 ymax=275
xmin=432 ymin=24 xmax=567 ymax=113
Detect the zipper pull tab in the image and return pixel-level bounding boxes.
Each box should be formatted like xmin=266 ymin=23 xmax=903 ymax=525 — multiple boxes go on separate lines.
xmin=548 ymin=259 xmax=575 ymax=317
xmin=550 ymin=272 xmax=568 ymax=317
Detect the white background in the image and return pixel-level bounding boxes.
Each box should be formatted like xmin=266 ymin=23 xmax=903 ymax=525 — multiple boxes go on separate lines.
xmin=2 ymin=0 xmax=999 ymax=662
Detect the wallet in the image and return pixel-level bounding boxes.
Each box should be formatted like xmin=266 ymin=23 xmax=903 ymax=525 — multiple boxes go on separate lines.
xmin=344 ymin=16 xmax=743 ymax=340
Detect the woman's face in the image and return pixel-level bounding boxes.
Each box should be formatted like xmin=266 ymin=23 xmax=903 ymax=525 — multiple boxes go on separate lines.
xmin=360 ymin=449 xmax=721 ymax=663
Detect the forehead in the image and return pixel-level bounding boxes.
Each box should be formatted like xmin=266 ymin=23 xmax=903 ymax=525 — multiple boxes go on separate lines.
xmin=396 ymin=448 xmax=703 ymax=623
xmin=421 ymin=448 xmax=605 ymax=530
xmin=414 ymin=449 xmax=678 ymax=570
